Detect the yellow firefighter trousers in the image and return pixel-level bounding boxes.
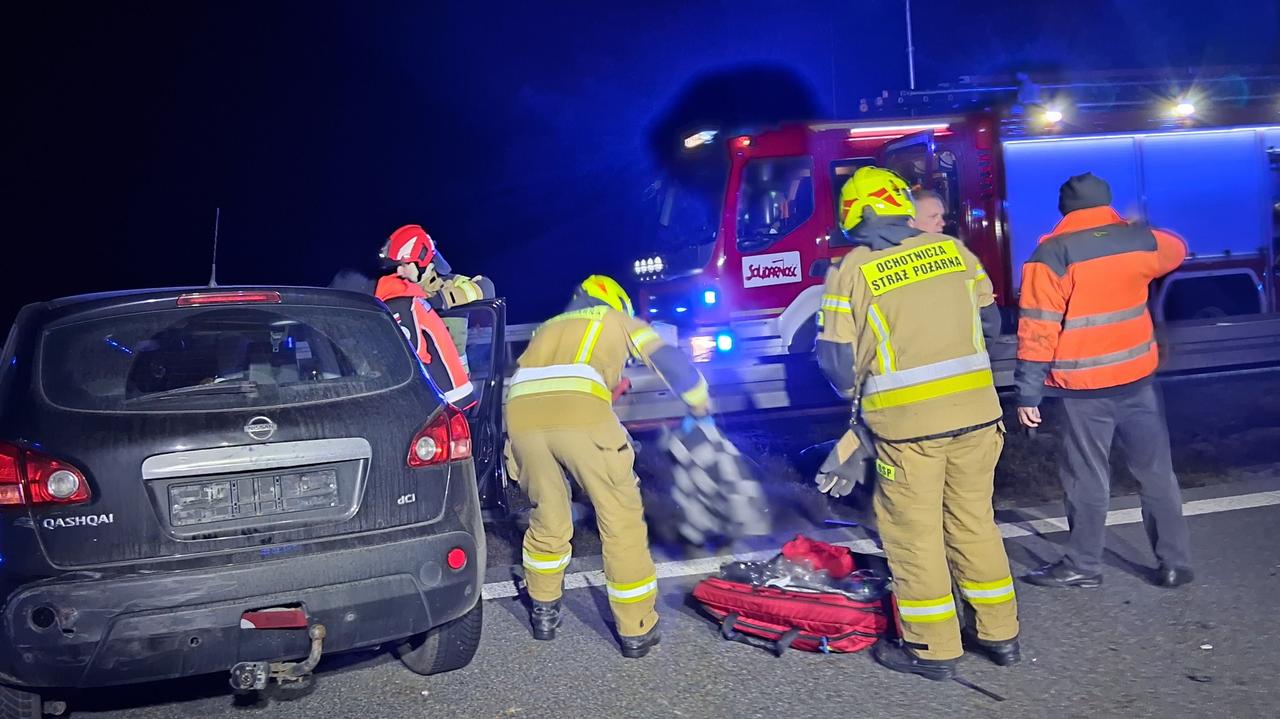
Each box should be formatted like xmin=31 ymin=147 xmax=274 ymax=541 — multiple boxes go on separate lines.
xmin=511 ymin=422 xmax=659 ymax=638
xmin=873 ymin=423 xmax=1019 ymax=660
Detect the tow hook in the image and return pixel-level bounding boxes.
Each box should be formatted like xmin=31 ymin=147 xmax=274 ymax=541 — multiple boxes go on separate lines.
xmin=229 ymin=623 xmax=327 ymax=691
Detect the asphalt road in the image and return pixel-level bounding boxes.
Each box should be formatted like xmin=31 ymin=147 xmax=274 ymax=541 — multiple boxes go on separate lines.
xmin=485 ymin=370 xmax=1280 ymax=571
xmin=75 ymin=478 xmax=1280 ymax=719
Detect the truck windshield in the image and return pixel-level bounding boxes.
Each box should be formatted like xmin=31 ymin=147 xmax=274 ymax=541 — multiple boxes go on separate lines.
xmin=651 ymin=181 xmax=718 ymax=248
xmin=735 ymin=156 xmax=815 ymax=252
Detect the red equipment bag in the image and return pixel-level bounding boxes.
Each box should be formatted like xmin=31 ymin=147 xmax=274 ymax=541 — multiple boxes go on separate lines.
xmin=692 ymin=536 xmax=893 ymax=656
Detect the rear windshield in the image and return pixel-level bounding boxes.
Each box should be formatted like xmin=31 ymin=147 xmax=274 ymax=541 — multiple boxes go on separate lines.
xmin=40 ymin=304 xmax=415 ymax=412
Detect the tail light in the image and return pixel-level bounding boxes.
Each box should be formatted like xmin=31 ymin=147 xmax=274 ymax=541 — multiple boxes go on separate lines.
xmin=0 ymin=442 xmax=92 ymax=507
xmin=407 ymin=405 xmax=472 ymax=468
xmin=177 ymin=291 xmax=282 ymax=307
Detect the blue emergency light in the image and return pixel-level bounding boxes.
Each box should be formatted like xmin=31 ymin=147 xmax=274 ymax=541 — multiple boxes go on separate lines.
xmin=716 ymin=333 xmax=733 ymax=352
xmin=703 ymin=290 xmax=717 ymax=305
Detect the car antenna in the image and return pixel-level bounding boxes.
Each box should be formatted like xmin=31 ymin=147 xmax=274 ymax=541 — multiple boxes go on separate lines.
xmin=208 ymin=207 xmax=221 ymax=288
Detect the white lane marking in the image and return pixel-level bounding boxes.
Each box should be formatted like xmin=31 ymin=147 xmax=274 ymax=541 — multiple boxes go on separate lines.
xmin=481 ymin=489 xmax=1280 ymax=601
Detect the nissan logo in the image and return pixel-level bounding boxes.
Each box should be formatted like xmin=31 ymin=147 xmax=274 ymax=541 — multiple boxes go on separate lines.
xmin=243 ymin=416 xmax=277 ymax=441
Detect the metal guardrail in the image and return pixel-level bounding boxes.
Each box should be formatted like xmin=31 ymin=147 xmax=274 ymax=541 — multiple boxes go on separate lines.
xmin=491 ymin=315 xmax=1280 ymax=426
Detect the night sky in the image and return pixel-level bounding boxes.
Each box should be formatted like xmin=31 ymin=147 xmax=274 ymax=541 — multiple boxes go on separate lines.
xmin=6 ymin=0 xmax=1278 ymax=329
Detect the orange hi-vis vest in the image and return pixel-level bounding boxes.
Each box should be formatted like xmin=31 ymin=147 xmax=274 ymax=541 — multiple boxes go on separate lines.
xmin=376 ymin=275 xmax=475 ymax=407
xmin=1016 ymin=207 xmax=1186 ymax=402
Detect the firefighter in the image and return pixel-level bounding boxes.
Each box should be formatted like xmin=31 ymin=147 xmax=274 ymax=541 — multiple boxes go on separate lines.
xmin=1016 ymin=173 xmax=1192 ymax=589
xmin=402 ymin=227 xmax=496 ymax=374
xmin=507 ymin=275 xmax=709 ymax=658
xmin=815 ymin=167 xmax=1019 ymax=680
xmin=375 ymin=225 xmax=477 ymax=409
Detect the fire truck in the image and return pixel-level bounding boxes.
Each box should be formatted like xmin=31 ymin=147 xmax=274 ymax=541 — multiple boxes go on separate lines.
xmin=611 ymin=70 xmax=1280 ymax=422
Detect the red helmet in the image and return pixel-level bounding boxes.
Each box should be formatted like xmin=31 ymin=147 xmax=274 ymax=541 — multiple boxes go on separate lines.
xmin=382 ymin=224 xmax=436 ymax=268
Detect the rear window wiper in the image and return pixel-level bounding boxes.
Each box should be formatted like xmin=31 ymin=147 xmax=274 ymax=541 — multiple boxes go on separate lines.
xmin=125 ymin=380 xmax=260 ymax=404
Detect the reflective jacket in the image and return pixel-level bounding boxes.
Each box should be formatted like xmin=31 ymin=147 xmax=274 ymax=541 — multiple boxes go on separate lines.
xmin=507 ymin=301 xmax=708 ymax=432
xmin=1014 ymin=207 xmax=1186 ymax=406
xmin=819 ymin=232 xmax=1001 ymax=442
xmin=375 ymin=275 xmax=476 ymax=408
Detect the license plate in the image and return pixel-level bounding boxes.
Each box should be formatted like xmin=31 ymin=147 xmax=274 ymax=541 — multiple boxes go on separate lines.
xmin=169 ymin=468 xmax=340 ymax=527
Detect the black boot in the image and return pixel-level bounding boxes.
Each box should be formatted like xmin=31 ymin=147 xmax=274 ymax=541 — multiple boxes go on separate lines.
xmin=962 ymin=630 xmax=1022 ymax=666
xmin=619 ymin=624 xmax=661 ymax=659
xmin=1021 ymin=560 xmax=1102 ymax=589
xmin=873 ymin=640 xmax=958 ymax=681
xmin=530 ymin=599 xmax=562 ymax=641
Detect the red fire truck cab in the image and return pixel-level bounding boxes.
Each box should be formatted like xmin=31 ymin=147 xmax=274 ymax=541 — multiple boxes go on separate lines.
xmin=636 ymin=72 xmax=1280 ymax=365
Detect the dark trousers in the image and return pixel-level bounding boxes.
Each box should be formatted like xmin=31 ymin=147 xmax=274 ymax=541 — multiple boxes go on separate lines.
xmin=1059 ymin=383 xmax=1192 ymax=574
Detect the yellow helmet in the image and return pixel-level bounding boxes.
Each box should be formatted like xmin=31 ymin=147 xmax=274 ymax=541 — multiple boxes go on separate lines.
xmin=839 ymin=166 xmax=915 ymax=232
xmin=579 ymin=275 xmax=634 ymax=317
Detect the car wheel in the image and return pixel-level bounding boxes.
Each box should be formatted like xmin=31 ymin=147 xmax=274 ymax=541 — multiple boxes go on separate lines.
xmin=396 ymin=599 xmax=483 ymax=676
xmin=0 ymin=684 xmax=41 ymax=719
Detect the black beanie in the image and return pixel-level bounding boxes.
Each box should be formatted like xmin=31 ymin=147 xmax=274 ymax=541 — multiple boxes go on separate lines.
xmin=1058 ymin=173 xmax=1112 ymax=215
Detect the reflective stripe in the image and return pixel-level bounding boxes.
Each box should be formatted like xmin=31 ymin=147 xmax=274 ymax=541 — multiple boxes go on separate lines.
xmin=897 ymin=595 xmax=957 ymax=623
xmin=966 ymin=279 xmax=984 ymax=352
xmin=575 ymin=321 xmax=603 ymax=363
xmin=512 ymin=364 xmax=607 ymax=385
xmin=862 ymin=369 xmax=994 ymax=412
xmin=1021 ymin=307 xmax=1065 ymax=323
xmin=866 ymin=304 xmax=895 ymax=374
xmin=974 ymin=268 xmax=988 ymax=281
xmin=629 ymin=327 xmax=663 ymax=354
xmin=1052 ymin=341 xmax=1154 ymax=371
xmin=1062 ymin=303 xmax=1148 ymax=330
xmin=821 ymin=293 xmax=852 ymax=314
xmin=959 ymin=577 xmax=1015 ymax=605
xmin=607 ymin=575 xmax=658 ymax=603
xmin=522 ymin=549 xmax=571 ymax=574
xmin=509 ymin=377 xmax=611 ymax=402
xmin=510 ymin=364 xmax=611 ymax=402
xmin=863 ymin=351 xmax=991 ymax=394
xmin=443 ymin=381 xmax=475 ymax=403
xmin=680 ymin=377 xmax=709 ymax=408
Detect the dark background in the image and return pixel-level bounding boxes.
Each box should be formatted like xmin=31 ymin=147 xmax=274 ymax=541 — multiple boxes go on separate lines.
xmin=5 ymin=0 xmax=1277 ymax=329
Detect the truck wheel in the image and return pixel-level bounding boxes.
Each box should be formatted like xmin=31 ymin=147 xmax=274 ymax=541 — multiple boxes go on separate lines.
xmin=396 ymin=600 xmax=483 ymax=676
xmin=788 ymin=315 xmax=818 ymax=354
xmin=0 ymin=685 xmax=41 ymax=719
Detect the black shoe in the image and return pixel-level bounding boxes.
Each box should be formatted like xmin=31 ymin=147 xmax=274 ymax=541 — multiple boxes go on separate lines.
xmin=1157 ymin=566 xmax=1194 ymax=588
xmin=530 ymin=600 xmax=563 ymax=641
xmin=1021 ymin=560 xmax=1102 ymax=589
xmin=873 ymin=641 xmax=958 ymax=681
xmin=619 ymin=624 xmax=661 ymax=659
xmin=962 ymin=630 xmax=1022 ymax=666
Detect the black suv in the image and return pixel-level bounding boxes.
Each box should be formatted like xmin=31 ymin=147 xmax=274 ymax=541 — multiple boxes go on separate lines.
xmin=0 ymin=286 xmax=507 ymax=717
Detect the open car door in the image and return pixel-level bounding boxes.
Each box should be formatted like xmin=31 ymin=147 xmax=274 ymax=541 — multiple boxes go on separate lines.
xmin=878 ymin=129 xmax=937 ymax=189
xmin=439 ymin=299 xmax=510 ymax=521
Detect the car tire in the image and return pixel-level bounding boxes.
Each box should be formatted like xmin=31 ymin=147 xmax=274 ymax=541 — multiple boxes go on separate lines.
xmin=396 ymin=599 xmax=483 ymax=676
xmin=0 ymin=684 xmax=41 ymax=719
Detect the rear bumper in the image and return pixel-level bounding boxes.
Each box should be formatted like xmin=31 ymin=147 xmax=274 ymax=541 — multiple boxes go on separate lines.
xmin=1 ymin=525 xmax=484 ymax=690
